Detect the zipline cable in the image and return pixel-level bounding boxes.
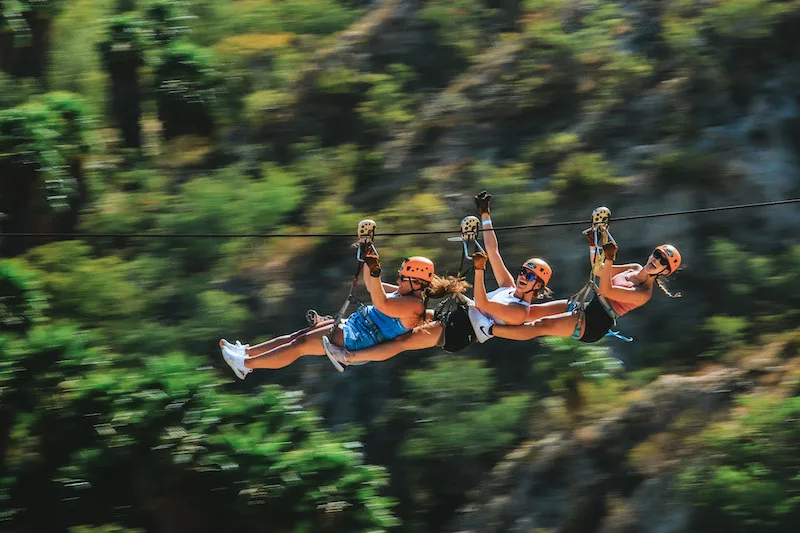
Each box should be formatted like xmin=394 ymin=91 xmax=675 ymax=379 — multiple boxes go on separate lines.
xmin=1 ymin=198 xmax=798 ymax=239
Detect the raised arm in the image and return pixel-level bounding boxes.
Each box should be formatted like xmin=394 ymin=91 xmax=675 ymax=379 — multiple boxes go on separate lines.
xmin=597 ymin=244 xmax=652 ymax=306
xmin=363 ymin=255 xmax=423 ymax=319
xmin=472 ymin=252 xmax=529 ymax=324
xmin=475 ymin=191 xmax=515 ymax=288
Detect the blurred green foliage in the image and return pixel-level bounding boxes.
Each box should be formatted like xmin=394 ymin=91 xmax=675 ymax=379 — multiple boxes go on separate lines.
xmin=706 ymin=240 xmax=800 ymax=336
xmin=154 ymin=41 xmax=222 ymax=139
xmin=380 ymin=356 xmax=531 ymax=532
xmin=0 ymin=261 xmax=397 ymax=532
xmin=1 ymin=0 xmax=800 ymax=531
xmin=678 ymin=395 xmax=800 ymax=532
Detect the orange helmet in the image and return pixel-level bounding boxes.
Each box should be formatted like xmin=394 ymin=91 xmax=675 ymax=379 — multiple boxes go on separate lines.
xmin=654 ymin=244 xmax=681 ymax=274
xmin=522 ymin=257 xmax=552 ymax=286
xmin=399 ymin=256 xmax=435 ymax=282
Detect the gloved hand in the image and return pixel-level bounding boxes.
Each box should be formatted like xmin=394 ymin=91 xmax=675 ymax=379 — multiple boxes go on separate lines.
xmin=584 ymin=229 xmax=596 ymax=248
xmin=474 ymin=190 xmax=492 ymax=216
xmin=364 ymin=253 xmax=382 ymax=277
xmin=602 ymin=242 xmax=618 ymax=262
xmin=472 ymin=251 xmax=489 ymax=270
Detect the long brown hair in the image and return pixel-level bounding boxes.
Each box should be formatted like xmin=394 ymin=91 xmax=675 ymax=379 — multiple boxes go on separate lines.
xmin=426 ymin=274 xmax=471 ymax=299
xmin=415 ymin=275 xmax=471 ymax=324
xmin=655 ymin=275 xmax=681 ymax=298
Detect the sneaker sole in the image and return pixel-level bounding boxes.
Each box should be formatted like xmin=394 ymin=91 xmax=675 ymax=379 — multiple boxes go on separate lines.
xmin=221 ymin=346 xmax=248 ymax=380
xmin=322 ymin=337 xmax=345 ymax=373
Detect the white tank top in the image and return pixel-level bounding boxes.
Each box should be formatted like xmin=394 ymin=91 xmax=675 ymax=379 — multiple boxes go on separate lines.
xmin=467 ymin=286 xmax=531 ymax=326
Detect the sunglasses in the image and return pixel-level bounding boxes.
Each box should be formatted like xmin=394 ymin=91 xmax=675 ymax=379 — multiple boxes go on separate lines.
xmin=653 ymin=250 xmax=670 ymax=270
xmin=398 ymin=274 xmax=428 ymax=287
xmin=517 ymin=267 xmax=540 ymax=283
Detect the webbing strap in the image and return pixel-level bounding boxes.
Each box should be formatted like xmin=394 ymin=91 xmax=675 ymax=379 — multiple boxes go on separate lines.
xmin=358 ymin=305 xmax=386 ymax=343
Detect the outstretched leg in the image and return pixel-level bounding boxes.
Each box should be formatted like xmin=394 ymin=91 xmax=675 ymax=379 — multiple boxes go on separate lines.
xmin=492 ymin=311 xmax=582 ymax=341
xmin=245 ymin=319 xmax=335 ymax=357
xmin=244 ymin=325 xmax=344 ymax=369
xmin=344 ymin=323 xmax=444 ymax=364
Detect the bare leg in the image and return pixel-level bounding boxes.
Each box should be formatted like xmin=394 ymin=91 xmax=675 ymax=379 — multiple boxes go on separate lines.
xmin=493 ymin=311 xmax=583 ymax=341
xmin=245 ymin=319 xmax=335 ymax=357
xmin=345 ymin=323 xmax=444 ymax=364
xmin=245 ymin=325 xmax=345 ymax=369
xmin=525 ymin=299 xmax=570 ymax=323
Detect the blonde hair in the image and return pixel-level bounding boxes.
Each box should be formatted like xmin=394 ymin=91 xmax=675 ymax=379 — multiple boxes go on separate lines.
xmin=426 ymin=274 xmax=471 ymax=299
xmin=533 ymin=286 xmax=554 ymax=300
xmin=415 ymin=275 xmax=471 ymax=325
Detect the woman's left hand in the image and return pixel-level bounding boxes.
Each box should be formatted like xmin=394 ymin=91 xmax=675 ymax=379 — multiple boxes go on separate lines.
xmin=603 ymin=242 xmax=618 ymax=262
xmin=472 ymin=251 xmax=489 ymax=270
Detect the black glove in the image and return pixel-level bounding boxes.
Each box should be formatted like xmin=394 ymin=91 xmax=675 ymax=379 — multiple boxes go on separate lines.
xmin=474 ymin=190 xmax=492 ymax=216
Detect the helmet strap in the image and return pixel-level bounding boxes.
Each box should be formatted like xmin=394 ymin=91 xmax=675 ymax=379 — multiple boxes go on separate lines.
xmin=518 ymin=279 xmax=542 ymax=299
xmin=648 ymin=265 xmax=670 ymax=278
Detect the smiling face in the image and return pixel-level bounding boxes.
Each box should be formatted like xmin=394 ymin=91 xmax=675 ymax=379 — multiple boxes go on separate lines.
xmin=515 ymin=266 xmax=543 ymax=293
xmin=644 ymin=248 xmax=672 ymax=276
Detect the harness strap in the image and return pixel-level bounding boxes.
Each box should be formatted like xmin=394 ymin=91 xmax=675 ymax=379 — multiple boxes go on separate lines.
xmin=605 ymin=330 xmax=633 ymax=342
xmin=567 ymin=277 xmax=628 ymax=342
xmin=595 ymin=293 xmax=621 ymax=321
xmin=358 ymin=305 xmax=386 ymax=343
xmin=567 ymin=278 xmax=596 ymax=340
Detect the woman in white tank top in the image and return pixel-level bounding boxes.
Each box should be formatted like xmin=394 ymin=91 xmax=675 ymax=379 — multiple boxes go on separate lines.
xmin=322 ymin=191 xmax=561 ymax=366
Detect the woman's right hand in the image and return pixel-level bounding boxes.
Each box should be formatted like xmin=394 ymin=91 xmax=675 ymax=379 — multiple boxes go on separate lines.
xmin=474 ymin=190 xmax=491 ymax=216
xmin=585 ymin=229 xmax=596 ymax=248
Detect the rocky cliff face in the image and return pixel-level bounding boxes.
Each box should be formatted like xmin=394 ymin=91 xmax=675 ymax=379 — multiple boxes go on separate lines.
xmin=444 ymin=369 xmax=752 ymax=533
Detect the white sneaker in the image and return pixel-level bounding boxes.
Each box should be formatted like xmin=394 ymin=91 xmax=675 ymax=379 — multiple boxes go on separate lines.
xmin=221 ymin=345 xmax=252 ymax=380
xmin=468 ymin=307 xmax=495 ymax=343
xmin=321 ymin=336 xmax=346 ymax=373
xmin=220 ymin=338 xmax=248 ymax=357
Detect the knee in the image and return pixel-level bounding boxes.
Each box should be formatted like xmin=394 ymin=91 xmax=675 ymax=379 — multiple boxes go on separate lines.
xmin=408 ymin=331 xmax=436 ymax=350
xmin=292 ymin=334 xmax=311 ymax=348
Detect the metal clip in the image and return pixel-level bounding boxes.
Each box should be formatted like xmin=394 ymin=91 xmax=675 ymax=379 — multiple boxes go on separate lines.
xmin=355 ymin=219 xmax=377 ymax=261
xmin=583 ymin=207 xmax=617 ymax=247
xmin=357 ymin=219 xmax=376 ymax=245
xmin=592 ymin=206 xmax=611 ymax=229
xmin=447 ymin=216 xmax=486 ymax=260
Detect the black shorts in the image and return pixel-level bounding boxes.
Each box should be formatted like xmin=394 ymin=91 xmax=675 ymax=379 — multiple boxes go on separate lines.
xmin=434 ymin=300 xmax=476 ymax=353
xmin=579 ymin=297 xmax=614 ymax=343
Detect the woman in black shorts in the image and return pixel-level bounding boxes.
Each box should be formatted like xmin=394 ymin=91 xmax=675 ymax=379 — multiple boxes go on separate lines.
xmin=483 ymin=240 xmax=682 ymax=344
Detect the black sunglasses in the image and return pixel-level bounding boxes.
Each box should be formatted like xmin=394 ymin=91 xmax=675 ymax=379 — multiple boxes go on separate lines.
xmin=517 ymin=267 xmax=539 ymax=283
xmin=653 ymin=250 xmax=670 ymax=269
